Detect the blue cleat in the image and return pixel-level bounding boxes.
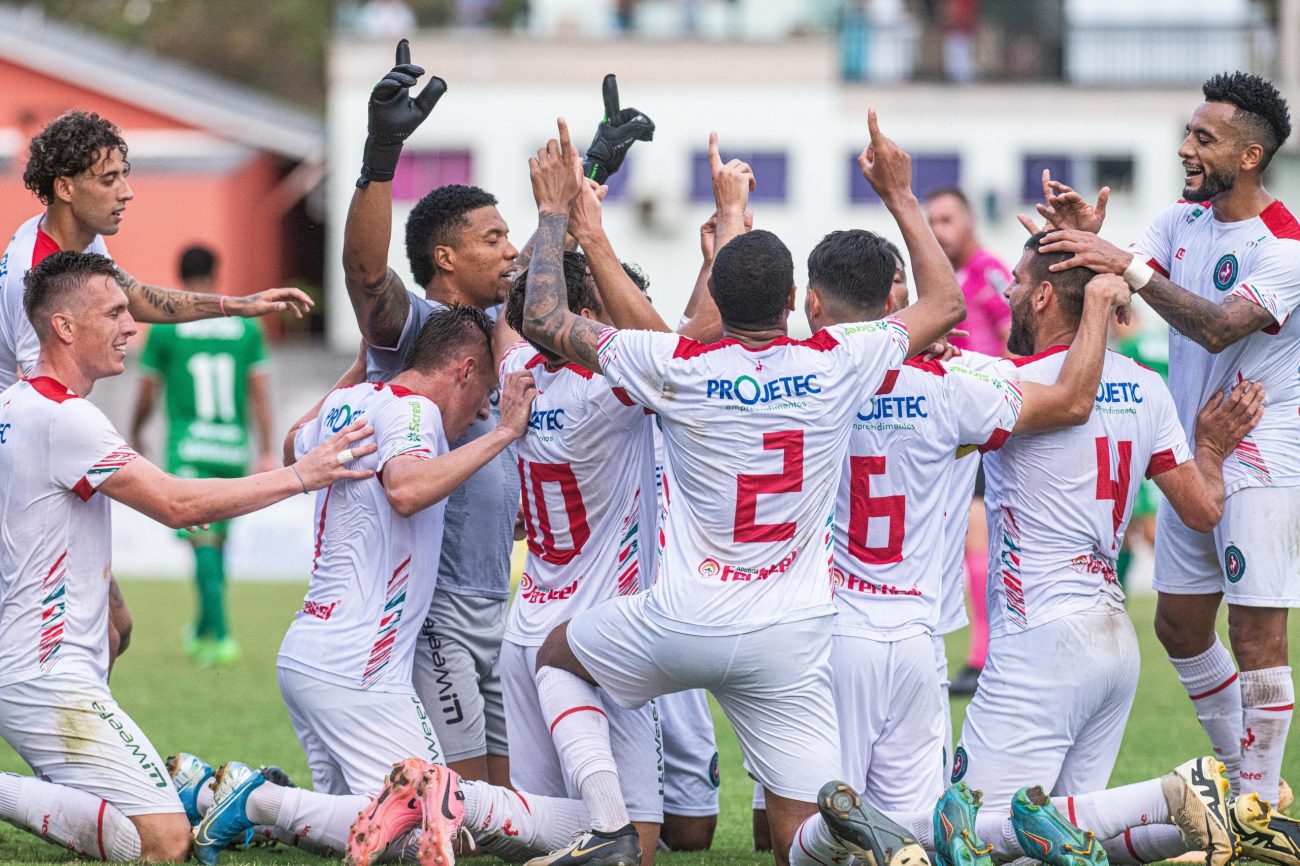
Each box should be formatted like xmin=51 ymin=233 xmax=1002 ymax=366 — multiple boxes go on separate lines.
xmin=1011 ymin=786 xmax=1108 ymax=866
xmin=933 ymin=784 xmax=994 ymax=866
xmin=818 ymin=780 xmax=931 ymax=866
xmin=166 ymin=753 xmax=214 ymax=827
xmin=193 ymin=761 xmax=265 ymax=865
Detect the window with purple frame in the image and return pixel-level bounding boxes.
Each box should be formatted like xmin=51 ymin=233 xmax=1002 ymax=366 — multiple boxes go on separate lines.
xmin=848 ymin=153 xmax=961 ymax=204
xmin=393 ymin=150 xmax=473 ymax=201
xmin=1021 ymin=154 xmax=1073 ymax=202
xmin=691 ymin=151 xmax=788 ymax=203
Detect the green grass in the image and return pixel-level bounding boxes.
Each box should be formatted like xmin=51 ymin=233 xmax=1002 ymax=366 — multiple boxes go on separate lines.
xmin=1 ymin=580 xmax=1296 ymax=865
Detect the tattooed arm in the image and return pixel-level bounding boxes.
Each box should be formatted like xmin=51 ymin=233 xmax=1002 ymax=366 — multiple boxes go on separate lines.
xmin=117 ymin=268 xmax=313 ymax=324
xmin=341 ymin=179 xmax=412 ymax=349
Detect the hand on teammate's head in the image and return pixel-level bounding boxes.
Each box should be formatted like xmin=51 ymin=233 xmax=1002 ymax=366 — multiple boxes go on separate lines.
xmin=1195 ymin=379 xmax=1266 ymax=458
xmin=857 ymin=109 xmax=913 ymax=207
xmin=530 ymin=118 xmax=585 ymax=216
xmin=1084 ymin=273 xmax=1133 ymax=323
xmin=294 ymin=418 xmax=377 ymax=490
xmin=498 ymin=370 xmax=539 ymax=439
xmin=708 ymin=132 xmax=756 ymax=216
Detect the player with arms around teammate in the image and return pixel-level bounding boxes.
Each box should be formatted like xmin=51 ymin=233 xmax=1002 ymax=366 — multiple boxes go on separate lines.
xmin=519 ymin=110 xmax=964 ymax=866
xmin=0 ymin=252 xmax=371 ymax=863
xmin=129 ymin=246 xmax=277 ymax=666
xmin=1038 ymin=71 xmax=1300 ymax=811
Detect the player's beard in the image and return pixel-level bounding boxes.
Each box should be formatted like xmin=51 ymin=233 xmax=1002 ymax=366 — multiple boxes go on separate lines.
xmin=1182 ymin=165 xmax=1236 ymax=202
xmin=1006 ymin=293 xmax=1036 ymax=356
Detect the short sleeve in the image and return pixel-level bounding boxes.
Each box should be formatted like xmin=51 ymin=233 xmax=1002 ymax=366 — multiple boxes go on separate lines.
xmin=825 ymin=316 xmax=910 ymax=384
xmin=365 ymin=295 xmax=429 ymax=382
xmin=11 ymin=310 xmax=40 ymax=376
xmin=945 ymin=365 xmax=1022 ymax=453
xmin=1129 ymin=204 xmax=1179 ymax=277
xmin=595 ymin=328 xmax=681 ymax=414
xmin=372 ymin=395 xmax=445 ymax=473
xmin=499 ymin=341 xmax=534 ymax=382
xmin=293 ymin=418 xmax=320 ymax=462
xmin=1228 ymin=239 xmax=1300 ymax=330
xmin=1144 ymin=379 xmax=1193 ymax=479
xmin=49 ymin=400 xmax=139 ymax=501
xmin=138 ymin=324 xmax=169 ymax=377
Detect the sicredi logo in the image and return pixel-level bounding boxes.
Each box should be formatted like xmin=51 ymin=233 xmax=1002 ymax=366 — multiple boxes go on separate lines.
xmin=705 ymin=374 xmax=820 ymax=404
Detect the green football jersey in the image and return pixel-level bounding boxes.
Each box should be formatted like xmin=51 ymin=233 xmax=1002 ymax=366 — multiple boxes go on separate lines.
xmin=139 ymin=317 xmax=268 ymax=475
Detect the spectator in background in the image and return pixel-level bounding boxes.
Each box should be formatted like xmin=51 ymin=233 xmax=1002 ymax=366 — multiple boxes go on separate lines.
xmin=354 ymin=0 xmax=416 ymax=37
xmin=941 ymin=0 xmax=978 ymax=82
xmin=924 ymin=187 xmax=1012 ymax=697
xmin=129 ymin=246 xmax=277 ymax=667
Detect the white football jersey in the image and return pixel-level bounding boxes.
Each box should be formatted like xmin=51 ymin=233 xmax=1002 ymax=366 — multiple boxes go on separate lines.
xmin=833 ymin=359 xmax=1021 ymax=640
xmin=0 ymin=215 xmax=109 ymax=389
xmin=983 ymin=348 xmax=1191 ymax=636
xmin=279 ymin=382 xmax=450 ymax=692
xmin=1132 ymin=200 xmax=1300 ymax=493
xmin=500 ymin=344 xmax=657 ymax=646
xmin=596 ymin=319 xmax=909 ymax=635
xmin=0 ymin=377 xmax=138 ymax=687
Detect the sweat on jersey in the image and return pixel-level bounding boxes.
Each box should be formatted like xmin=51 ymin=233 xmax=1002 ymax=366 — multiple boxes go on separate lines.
xmin=0 ymin=215 xmax=109 ymax=389
xmin=278 ymin=382 xmax=450 ymax=692
xmin=0 ymin=377 xmax=138 ymax=686
xmin=832 ymin=359 xmax=1021 ymax=642
xmin=982 ymin=347 xmax=1192 ymax=636
xmin=594 ymin=318 xmax=909 ymax=636
xmin=500 ymin=343 xmax=658 ymax=647
xmin=1132 ymin=199 xmax=1300 ymax=493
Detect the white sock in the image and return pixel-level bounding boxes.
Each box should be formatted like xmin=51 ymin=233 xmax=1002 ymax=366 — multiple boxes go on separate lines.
xmin=461 ymin=780 xmax=591 ymax=853
xmin=196 ymin=784 xmax=214 ymax=816
xmin=246 ymin=782 xmax=368 ymax=857
xmin=973 ymin=810 xmax=1019 ymax=862
xmin=1239 ymin=666 xmax=1294 ymax=801
xmin=789 ymin=814 xmax=850 ymax=866
xmin=1170 ymin=639 xmax=1243 ymax=789
xmin=1058 ymin=779 xmax=1170 ymax=839
xmin=534 ymin=665 xmax=627 ymax=831
xmin=0 ymin=772 xmax=142 ymax=861
xmin=884 ymin=808 xmax=935 ymax=849
xmin=1101 ymin=825 xmax=1187 ymax=864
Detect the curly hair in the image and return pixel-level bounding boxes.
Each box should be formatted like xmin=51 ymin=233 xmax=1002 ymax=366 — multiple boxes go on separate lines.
xmin=1202 ymin=72 xmax=1292 ymax=169
xmin=404 ymin=184 xmax=499 ymax=288
xmin=23 ymin=111 xmax=129 ymax=205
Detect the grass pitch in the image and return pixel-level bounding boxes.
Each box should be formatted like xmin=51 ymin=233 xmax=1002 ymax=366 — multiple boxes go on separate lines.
xmin=1 ymin=578 xmax=1296 ymax=865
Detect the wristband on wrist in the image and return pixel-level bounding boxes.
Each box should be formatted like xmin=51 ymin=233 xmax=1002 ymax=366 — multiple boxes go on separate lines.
xmin=1123 ymin=255 xmax=1155 ymax=291
xmin=289 ymin=464 xmax=309 ymax=494
xmin=219 ymin=296 xmax=229 ymax=317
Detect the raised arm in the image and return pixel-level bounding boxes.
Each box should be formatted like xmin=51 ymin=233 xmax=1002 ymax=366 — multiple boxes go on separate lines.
xmin=521 ymin=119 xmax=610 ymax=373
xmin=1154 ymin=379 xmax=1265 ymax=531
xmin=117 ymin=267 xmax=312 ymax=324
xmin=1037 ymin=229 xmax=1277 ymax=353
xmin=1013 ymin=274 xmax=1130 ymax=433
xmin=102 ymin=419 xmax=376 ymax=530
xmin=383 ymin=371 xmax=535 ymax=517
xmin=858 ymin=109 xmax=965 ymax=354
xmin=343 ymin=39 xmax=446 ymax=348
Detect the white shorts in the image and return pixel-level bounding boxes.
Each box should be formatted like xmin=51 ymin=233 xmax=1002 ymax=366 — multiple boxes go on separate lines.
xmin=278 ymin=667 xmax=443 ymax=796
xmin=498 ymin=640 xmax=664 ymax=823
xmin=933 ymin=634 xmax=955 ymax=784
xmin=0 ymin=671 xmax=182 ymax=817
xmin=657 ymin=689 xmax=720 ymax=817
xmin=953 ymin=603 xmax=1139 ymax=806
xmin=832 ymin=633 xmax=945 ymax=812
xmin=567 ymin=593 xmax=840 ymax=802
xmin=1153 ymin=486 xmax=1300 ymax=607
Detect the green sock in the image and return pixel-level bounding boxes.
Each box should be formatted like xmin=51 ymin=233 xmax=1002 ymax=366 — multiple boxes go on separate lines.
xmin=194 ymin=544 xmax=227 ymax=641
xmin=1116 ymin=544 xmax=1132 ymax=592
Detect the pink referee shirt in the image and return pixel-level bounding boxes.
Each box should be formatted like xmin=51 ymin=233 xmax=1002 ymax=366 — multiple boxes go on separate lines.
xmin=949 ymin=248 xmax=1012 ymax=357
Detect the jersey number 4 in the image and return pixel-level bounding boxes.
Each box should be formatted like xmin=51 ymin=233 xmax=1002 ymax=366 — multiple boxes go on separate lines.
xmin=1095 ymin=436 xmax=1134 ymax=536
xmin=519 ymin=460 xmax=591 ymax=565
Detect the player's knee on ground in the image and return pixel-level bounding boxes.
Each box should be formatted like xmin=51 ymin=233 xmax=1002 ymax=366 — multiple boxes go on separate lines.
xmin=1227 ymin=605 xmax=1290 ymax=669
xmin=662 ymin=814 xmax=716 ymax=850
xmin=133 ymin=813 xmax=192 ymax=863
xmin=1153 ymin=594 xmax=1219 ymax=657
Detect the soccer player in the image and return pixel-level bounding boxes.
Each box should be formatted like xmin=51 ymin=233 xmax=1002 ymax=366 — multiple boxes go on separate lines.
xmin=1037 ymin=71 xmax=1300 ymax=809
xmin=0 ymin=251 xmax=372 ymax=863
xmin=520 ymin=110 xmax=965 ymax=866
xmin=129 ymin=246 xmax=277 ymax=666
xmin=923 ymin=187 xmax=1012 ymax=697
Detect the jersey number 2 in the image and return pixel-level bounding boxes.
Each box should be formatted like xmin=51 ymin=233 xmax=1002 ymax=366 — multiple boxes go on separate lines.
xmin=519 ymin=460 xmax=591 ymax=565
xmin=734 ymin=430 xmax=804 ymax=543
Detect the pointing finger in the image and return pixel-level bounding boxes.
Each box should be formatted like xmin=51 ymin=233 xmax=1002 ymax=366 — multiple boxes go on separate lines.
xmin=867 ymin=108 xmax=882 ymax=144
xmin=395 ymin=38 xmax=410 ymax=67
xmin=602 ymin=73 xmax=620 ymax=122
xmin=557 ymin=117 xmax=573 ymax=157
xmin=709 ymin=131 xmax=722 ymax=172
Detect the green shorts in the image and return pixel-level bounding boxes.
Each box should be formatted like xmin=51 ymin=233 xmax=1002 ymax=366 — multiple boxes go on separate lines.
xmin=169 ymin=461 xmax=245 ymax=541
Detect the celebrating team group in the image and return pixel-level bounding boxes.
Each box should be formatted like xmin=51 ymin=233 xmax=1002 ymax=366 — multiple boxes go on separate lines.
xmin=1 ymin=37 xmax=1298 ymax=866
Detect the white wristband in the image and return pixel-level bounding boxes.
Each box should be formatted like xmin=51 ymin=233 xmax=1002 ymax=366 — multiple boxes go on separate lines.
xmin=1123 ymin=255 xmax=1155 ymax=291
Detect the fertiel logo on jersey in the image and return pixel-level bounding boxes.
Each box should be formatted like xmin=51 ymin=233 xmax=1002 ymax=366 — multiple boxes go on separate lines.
xmin=696 ymin=548 xmax=799 ymax=583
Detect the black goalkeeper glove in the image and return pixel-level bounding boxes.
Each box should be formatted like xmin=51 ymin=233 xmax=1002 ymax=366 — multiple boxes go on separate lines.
xmin=582 ymin=74 xmax=655 ymax=186
xmin=357 ymin=39 xmax=447 ymax=188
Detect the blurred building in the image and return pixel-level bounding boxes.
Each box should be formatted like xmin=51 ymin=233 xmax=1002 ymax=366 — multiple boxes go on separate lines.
xmin=326 ymin=2 xmax=1300 ymax=347
xmin=0 ymin=5 xmax=326 ymax=334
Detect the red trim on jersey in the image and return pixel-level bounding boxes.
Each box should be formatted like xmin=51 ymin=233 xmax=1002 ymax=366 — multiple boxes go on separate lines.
xmin=522 ymin=352 xmax=595 ymax=379
xmin=671 ymin=330 xmax=841 ymax=359
xmin=611 ymin=386 xmax=637 ymax=407
xmin=1146 ymin=257 xmax=1170 ymax=279
xmin=1009 ymin=345 xmax=1069 ymax=368
xmin=1175 ymin=199 xmax=1211 ymax=207
xmin=1259 ymin=703 xmax=1295 ymax=712
xmin=1122 ymin=829 xmax=1143 ymax=864
xmin=382 ymin=383 xmax=417 ymax=399
xmin=549 ymin=705 xmax=606 ymax=734
xmin=72 ymin=477 xmax=95 ymax=501
xmin=875 ymin=369 xmax=900 ymax=395
xmin=978 ymin=428 xmax=1012 ymax=454
xmin=311 ymin=485 xmax=334 ymax=572
xmin=524 ymin=353 xmax=548 ymax=369
xmin=904 ymin=357 xmax=948 ymax=377
xmin=95 ymin=799 xmax=107 ymax=860
xmin=1259 ymin=200 xmax=1300 ymax=240
xmin=1066 ymin=796 xmax=1077 ymax=826
xmin=33 ymin=226 xmax=61 ymax=268
xmin=511 ymin=790 xmax=532 ymax=814
xmin=1145 ymin=448 xmax=1180 ymax=479
xmin=1188 ymin=672 xmax=1238 ymax=701
xmin=27 ymin=376 xmax=78 ymax=403
xmin=563 ymin=362 xmax=594 ymax=379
